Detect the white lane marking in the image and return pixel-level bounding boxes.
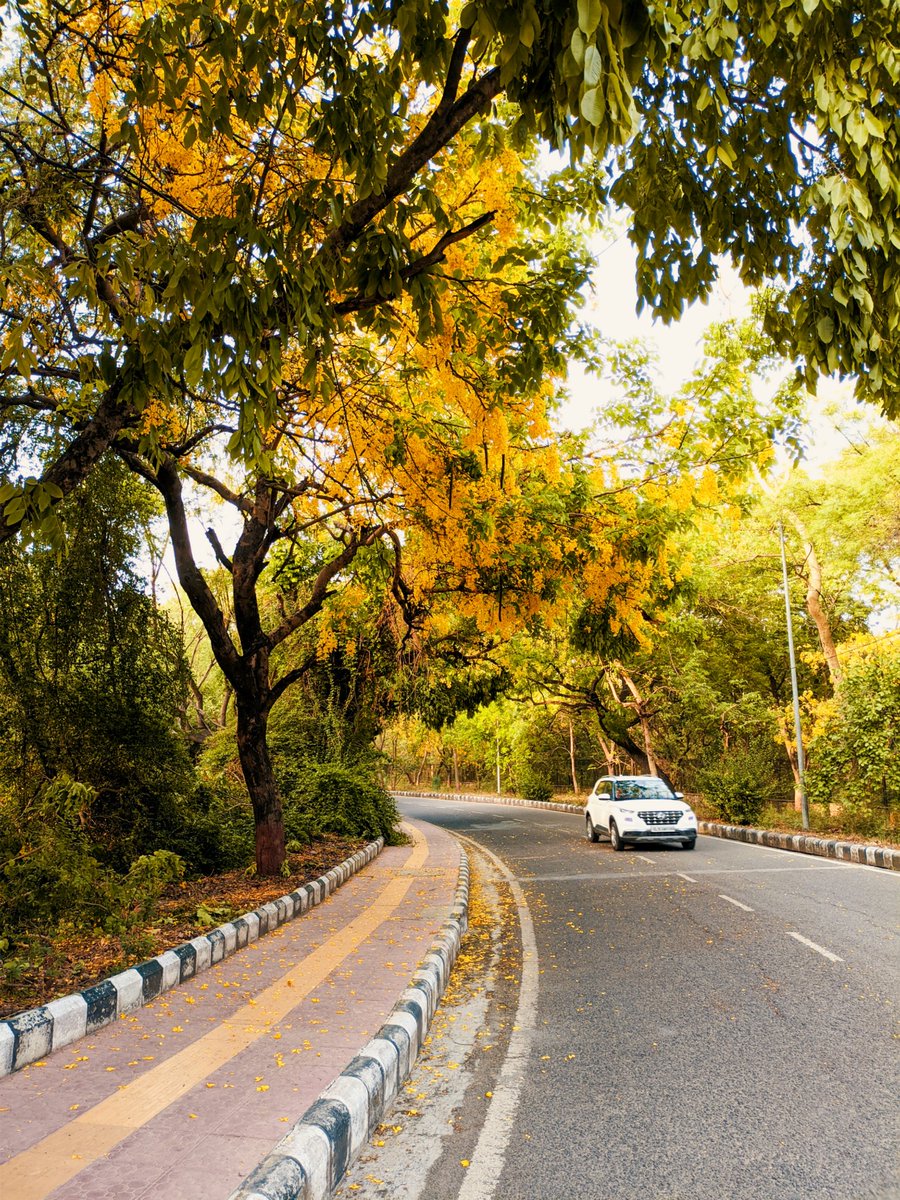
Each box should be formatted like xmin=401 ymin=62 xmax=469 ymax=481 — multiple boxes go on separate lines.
xmin=719 ymin=894 xmax=754 ymax=912
xmin=787 ymin=931 xmax=843 ymax=962
xmin=520 ymin=864 xmax=858 ymax=882
xmin=456 ymin=834 xmax=538 ymax=1200
xmin=634 ymin=854 xmax=656 ymax=865
xmin=677 ymin=872 xmax=697 ymax=883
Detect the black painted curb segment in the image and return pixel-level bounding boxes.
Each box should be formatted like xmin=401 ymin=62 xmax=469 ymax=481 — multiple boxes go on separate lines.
xmin=227 ymin=845 xmax=470 ymax=1200
xmin=0 ymin=839 xmax=384 ymax=1078
xmin=697 ymin=820 xmax=899 ymax=870
xmin=394 ymin=790 xmax=899 ymax=872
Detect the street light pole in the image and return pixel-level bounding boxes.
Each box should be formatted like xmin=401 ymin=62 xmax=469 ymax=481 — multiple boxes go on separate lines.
xmin=779 ymin=521 xmax=809 ymax=830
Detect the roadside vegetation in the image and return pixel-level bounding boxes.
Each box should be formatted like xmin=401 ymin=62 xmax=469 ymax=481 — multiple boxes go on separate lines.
xmin=379 ymin=421 xmax=900 ymax=847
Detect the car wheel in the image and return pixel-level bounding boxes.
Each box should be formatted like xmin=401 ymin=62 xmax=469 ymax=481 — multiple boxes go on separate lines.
xmin=681 ymin=837 xmax=696 ymax=851
xmin=609 ymin=821 xmax=625 ymax=851
xmin=586 ymin=813 xmax=599 ymax=843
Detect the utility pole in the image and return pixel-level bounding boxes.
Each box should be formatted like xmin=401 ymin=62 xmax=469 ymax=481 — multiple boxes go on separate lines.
xmin=779 ymin=522 xmax=809 ymax=830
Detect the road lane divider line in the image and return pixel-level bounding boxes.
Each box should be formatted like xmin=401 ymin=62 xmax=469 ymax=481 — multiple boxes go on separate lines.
xmin=719 ymin=894 xmax=754 ymax=912
xmin=634 ymin=854 xmax=656 ymax=865
xmin=455 ymin=834 xmax=538 ymax=1200
xmin=0 ymin=831 xmax=432 ymax=1200
xmin=677 ymin=873 xmax=697 ymax=883
xmin=787 ymin=932 xmax=843 ymax=962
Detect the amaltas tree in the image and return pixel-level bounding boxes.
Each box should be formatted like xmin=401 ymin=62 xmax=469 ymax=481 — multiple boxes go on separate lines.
xmin=1 ymin=0 xmax=898 ymax=870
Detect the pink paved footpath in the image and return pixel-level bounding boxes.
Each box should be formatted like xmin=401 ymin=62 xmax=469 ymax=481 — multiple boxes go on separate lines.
xmin=0 ymin=819 xmax=460 ymax=1200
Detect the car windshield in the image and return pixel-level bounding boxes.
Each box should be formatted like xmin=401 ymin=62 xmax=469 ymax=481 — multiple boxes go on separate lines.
xmin=615 ymin=780 xmax=675 ymax=801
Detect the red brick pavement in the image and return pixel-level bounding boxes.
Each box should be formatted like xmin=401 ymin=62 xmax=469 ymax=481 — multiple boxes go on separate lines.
xmin=0 ymin=819 xmax=460 ymax=1200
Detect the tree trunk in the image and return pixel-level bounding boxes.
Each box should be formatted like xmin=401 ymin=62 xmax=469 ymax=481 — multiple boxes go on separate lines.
xmin=415 ymin=750 xmax=429 ymax=787
xmin=219 ymin=681 xmax=233 ymax=728
xmin=568 ymin=718 xmax=579 ymax=794
xmin=236 ymin=704 xmax=285 ymax=875
xmin=452 ymin=747 xmax=460 ymax=790
xmin=790 ymin=514 xmax=842 ymax=689
xmin=618 ymin=667 xmax=659 ymax=776
xmin=598 ymin=735 xmax=617 ymax=774
xmin=776 ymin=710 xmax=803 ymax=811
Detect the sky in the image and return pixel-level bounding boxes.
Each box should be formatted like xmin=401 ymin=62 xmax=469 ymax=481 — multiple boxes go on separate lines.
xmin=558 ymin=228 xmax=859 ymax=473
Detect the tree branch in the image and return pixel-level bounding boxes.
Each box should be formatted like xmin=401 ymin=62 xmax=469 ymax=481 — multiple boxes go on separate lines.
xmin=322 ymin=31 xmax=501 ymax=256
xmin=206 ymin=526 xmax=234 ymax=572
xmin=152 ymin=458 xmax=243 ymax=682
xmin=180 ymin=463 xmax=254 ymax=513
xmin=0 ymin=379 xmax=135 ymax=543
xmin=333 ymin=211 xmax=496 ymax=315
xmin=266 ymin=653 xmax=318 ymax=713
xmin=268 ymin=533 xmax=367 ymax=649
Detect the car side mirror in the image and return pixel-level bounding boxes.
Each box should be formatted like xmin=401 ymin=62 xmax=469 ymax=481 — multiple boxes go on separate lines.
xmin=675 ymin=791 xmax=684 ymax=799
xmin=598 ymin=792 xmax=611 ymax=801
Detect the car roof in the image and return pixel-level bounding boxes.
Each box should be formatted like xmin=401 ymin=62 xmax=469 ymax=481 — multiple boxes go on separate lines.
xmin=601 ymin=775 xmax=662 ymax=782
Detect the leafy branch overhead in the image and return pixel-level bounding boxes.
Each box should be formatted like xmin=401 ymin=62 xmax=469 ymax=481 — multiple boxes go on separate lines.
xmin=1 ymin=0 xmax=898 ymax=532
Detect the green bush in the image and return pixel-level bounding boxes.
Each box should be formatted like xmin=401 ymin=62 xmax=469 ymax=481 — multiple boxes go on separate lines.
xmin=699 ymin=753 xmax=773 ymax=826
xmin=517 ymin=769 xmax=553 ymax=803
xmin=160 ymin=784 xmax=255 ymax=873
xmin=288 ymin=764 xmax=402 ymax=844
xmin=0 ymin=778 xmax=185 ymax=947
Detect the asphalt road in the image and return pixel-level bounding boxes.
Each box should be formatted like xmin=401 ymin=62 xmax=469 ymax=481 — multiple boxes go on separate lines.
xmin=340 ymin=796 xmax=900 ymax=1200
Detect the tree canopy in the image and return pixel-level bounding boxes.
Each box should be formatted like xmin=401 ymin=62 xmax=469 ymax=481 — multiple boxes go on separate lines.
xmin=2 ymin=0 xmax=898 ymax=868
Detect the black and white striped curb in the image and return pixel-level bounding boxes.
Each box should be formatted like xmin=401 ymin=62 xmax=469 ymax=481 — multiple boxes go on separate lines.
xmin=699 ymin=820 xmax=899 ymax=870
xmin=228 ymin=847 xmax=470 ymax=1200
xmin=395 ymin=790 xmax=899 ymax=872
xmin=0 ymin=840 xmax=384 ymax=1078
xmin=393 ymin=788 xmax=583 ymax=814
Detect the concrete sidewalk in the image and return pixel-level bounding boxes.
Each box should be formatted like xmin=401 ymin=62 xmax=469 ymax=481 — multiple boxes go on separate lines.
xmin=0 ymin=819 xmax=460 ymax=1200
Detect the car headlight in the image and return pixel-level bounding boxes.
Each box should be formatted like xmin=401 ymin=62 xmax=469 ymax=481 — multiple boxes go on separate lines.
xmin=682 ymin=809 xmax=696 ymax=821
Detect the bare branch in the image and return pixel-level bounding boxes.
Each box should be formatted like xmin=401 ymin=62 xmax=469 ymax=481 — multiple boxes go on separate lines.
xmin=180 ymin=463 xmax=253 ymax=513
xmin=206 ymin=526 xmax=234 ymax=572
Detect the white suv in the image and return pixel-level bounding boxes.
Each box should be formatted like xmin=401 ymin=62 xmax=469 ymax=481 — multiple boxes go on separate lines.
xmin=585 ymin=775 xmax=698 ymax=851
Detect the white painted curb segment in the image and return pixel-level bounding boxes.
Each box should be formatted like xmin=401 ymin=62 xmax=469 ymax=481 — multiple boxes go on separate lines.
xmin=0 ymin=840 xmax=384 ymax=1077
xmin=395 ymin=790 xmax=899 ymax=871
xmin=228 ymin=847 xmax=470 ymax=1200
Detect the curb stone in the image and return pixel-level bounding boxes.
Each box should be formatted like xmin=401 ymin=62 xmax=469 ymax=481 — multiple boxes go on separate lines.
xmin=0 ymin=839 xmax=384 ymax=1078
xmin=228 ymin=847 xmax=470 ymax=1200
xmin=393 ymin=790 xmax=899 ymax=872
xmin=698 ymin=819 xmax=899 ymax=870
xmin=393 ymin=788 xmax=583 ymax=815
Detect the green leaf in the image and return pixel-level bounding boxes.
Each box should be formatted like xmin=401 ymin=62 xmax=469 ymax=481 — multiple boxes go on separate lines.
xmin=584 ymin=44 xmax=603 ymax=88
xmin=577 ymin=0 xmax=602 ymax=36
xmin=580 ymin=86 xmax=606 ymax=126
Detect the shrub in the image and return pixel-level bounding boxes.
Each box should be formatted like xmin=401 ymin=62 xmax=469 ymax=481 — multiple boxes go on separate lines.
xmin=699 ymin=753 xmax=773 ymax=826
xmin=0 ymin=777 xmax=185 ymax=947
xmin=160 ymin=784 xmax=255 ymax=873
xmin=288 ymin=765 xmax=402 ymax=844
xmin=517 ymin=768 xmax=553 ymax=803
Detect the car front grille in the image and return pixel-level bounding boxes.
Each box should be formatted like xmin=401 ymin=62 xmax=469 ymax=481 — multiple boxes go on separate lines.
xmin=638 ymin=810 xmax=682 ymax=826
